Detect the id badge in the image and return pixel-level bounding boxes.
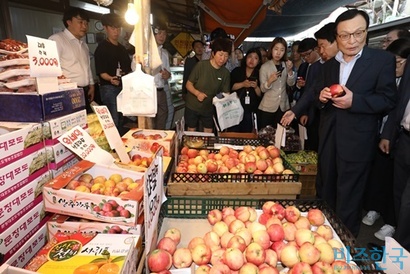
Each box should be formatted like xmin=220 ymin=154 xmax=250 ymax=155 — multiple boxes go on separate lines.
xmin=245 ymin=91 xmax=250 ymax=105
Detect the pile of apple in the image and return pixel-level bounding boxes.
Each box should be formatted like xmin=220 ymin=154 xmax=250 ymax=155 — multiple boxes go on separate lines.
xmin=176 ymin=145 xmax=294 ymax=175
xmin=129 ymin=153 xmax=153 ymax=168
xmin=147 ymin=201 xmax=361 ymax=274
xmin=66 ymin=173 xmax=143 ymax=198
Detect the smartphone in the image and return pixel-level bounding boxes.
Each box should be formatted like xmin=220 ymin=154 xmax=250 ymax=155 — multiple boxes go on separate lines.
xmin=248 ymin=76 xmax=257 ymax=82
xmin=297 ymin=76 xmax=304 ymax=80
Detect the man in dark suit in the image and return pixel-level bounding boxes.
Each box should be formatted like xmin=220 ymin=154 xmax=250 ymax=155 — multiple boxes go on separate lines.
xmin=317 ymin=9 xmax=397 ymax=237
xmin=281 ymin=38 xmax=321 ymax=151
xmin=380 ymin=55 xmax=410 ymax=251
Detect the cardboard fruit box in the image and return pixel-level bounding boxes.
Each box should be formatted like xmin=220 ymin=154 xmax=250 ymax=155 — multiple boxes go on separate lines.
xmin=122 ymin=128 xmax=175 ymax=157
xmin=0 ymin=89 xmax=86 ymax=122
xmin=23 ymin=233 xmax=141 ymax=274
xmin=42 ymin=160 xmax=144 ymax=226
xmin=5 ymin=224 xmax=48 ymax=269
xmin=0 ymin=171 xmax=51 ymax=234
xmin=0 ymin=122 xmax=45 ymax=169
xmin=46 ymin=213 xmax=144 ymax=239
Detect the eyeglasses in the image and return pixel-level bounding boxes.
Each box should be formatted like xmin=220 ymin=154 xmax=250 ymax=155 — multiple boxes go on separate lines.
xmin=300 ymin=50 xmax=313 ymax=58
xmin=396 ymin=59 xmax=406 ymax=66
xmin=337 ymin=29 xmax=366 ymax=41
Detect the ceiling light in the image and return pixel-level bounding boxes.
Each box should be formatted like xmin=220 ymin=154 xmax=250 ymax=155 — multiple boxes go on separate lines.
xmin=125 ymin=2 xmax=139 ymax=25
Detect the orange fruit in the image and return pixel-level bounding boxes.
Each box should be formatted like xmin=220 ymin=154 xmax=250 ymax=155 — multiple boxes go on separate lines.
xmin=73 ymin=263 xmax=99 ymax=274
xmin=97 ymin=263 xmax=120 ymax=274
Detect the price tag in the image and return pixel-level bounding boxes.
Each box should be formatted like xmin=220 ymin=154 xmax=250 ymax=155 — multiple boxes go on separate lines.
xmin=58 ymin=125 xmax=114 ymax=166
xmin=26 ymin=35 xmax=62 ymax=77
xmin=144 ymin=148 xmax=165 ymax=257
xmin=93 ymin=105 xmax=130 ymax=164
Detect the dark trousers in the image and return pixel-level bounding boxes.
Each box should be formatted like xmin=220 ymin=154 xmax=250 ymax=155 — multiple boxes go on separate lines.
xmin=258 ymin=109 xmax=285 ymax=129
xmin=80 ymin=86 xmax=93 ymax=114
xmin=154 ymin=89 xmax=168 ymax=130
xmin=363 ymin=147 xmax=396 ymax=226
xmin=393 ymin=132 xmax=410 ymax=251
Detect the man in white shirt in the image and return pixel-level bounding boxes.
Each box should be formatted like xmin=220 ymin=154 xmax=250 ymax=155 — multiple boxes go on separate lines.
xmin=153 ymin=23 xmax=173 ymax=130
xmin=49 ymin=7 xmax=95 ymax=113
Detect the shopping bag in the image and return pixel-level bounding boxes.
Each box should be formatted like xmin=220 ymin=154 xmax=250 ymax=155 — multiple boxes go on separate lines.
xmin=117 ymin=64 xmax=157 ymax=117
xmin=212 ymin=92 xmax=244 ymax=131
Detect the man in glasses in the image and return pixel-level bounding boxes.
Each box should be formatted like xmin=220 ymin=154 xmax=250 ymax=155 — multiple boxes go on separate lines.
xmin=317 ymin=9 xmax=397 ymax=237
xmin=49 ymin=7 xmax=95 ymax=113
xmin=381 ymin=28 xmax=410 ymax=50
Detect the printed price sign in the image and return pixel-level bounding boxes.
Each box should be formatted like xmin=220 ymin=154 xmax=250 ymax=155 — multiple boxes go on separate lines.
xmin=93 ymin=105 xmax=130 ymax=164
xmin=144 ymin=148 xmax=165 ymax=259
xmin=58 ymin=125 xmax=114 ymax=166
xmin=26 ymin=35 xmax=62 ymax=77
xmin=275 ymin=123 xmax=286 ymax=149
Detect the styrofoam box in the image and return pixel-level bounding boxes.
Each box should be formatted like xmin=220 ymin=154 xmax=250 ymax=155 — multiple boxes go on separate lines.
xmin=42 ymin=109 xmax=87 ymax=146
xmin=0 ymin=122 xmax=45 ymax=169
xmin=0 ymin=178 xmax=48 ymax=233
xmin=43 ymin=160 xmax=144 ymax=226
xmin=379 ymin=236 xmax=410 ymax=274
xmin=49 ymin=156 xmax=80 ymax=178
xmin=47 ymin=213 xmax=144 ymax=239
xmin=45 ymin=141 xmax=75 ymax=169
xmin=0 ymin=201 xmax=50 ymax=262
xmin=5 ymin=224 xmax=48 ymax=269
xmin=0 ymin=149 xmax=48 ymax=202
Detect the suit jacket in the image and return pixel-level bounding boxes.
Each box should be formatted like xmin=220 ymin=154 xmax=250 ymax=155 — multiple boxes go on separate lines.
xmin=318 ymin=46 xmax=397 ymax=162
xmin=381 ymin=55 xmax=410 ymax=149
xmin=292 ymin=60 xmax=322 ymax=121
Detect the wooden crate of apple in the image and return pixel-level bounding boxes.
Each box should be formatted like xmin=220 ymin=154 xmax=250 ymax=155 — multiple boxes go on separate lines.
xmin=147 ymin=201 xmax=360 ymax=274
xmin=176 ymin=145 xmax=293 ymax=175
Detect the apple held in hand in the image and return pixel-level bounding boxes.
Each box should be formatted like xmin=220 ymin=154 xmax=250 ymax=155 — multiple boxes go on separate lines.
xmin=329 ymin=84 xmax=345 ymax=98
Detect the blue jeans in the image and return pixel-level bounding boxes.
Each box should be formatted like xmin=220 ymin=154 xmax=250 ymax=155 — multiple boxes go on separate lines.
xmin=100 ymin=84 xmax=122 ymax=129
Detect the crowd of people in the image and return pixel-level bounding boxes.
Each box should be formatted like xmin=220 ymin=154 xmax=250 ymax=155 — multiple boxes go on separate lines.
xmin=52 ymin=7 xmax=410 ymax=252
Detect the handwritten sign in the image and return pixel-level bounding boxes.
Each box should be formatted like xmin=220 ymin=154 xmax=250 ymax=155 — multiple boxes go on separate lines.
xmin=93 ymin=105 xmax=130 ymax=164
xmin=58 ymin=126 xmax=114 ymax=166
xmin=26 ymin=35 xmax=62 ymax=77
xmin=144 ymin=148 xmax=165 ymax=257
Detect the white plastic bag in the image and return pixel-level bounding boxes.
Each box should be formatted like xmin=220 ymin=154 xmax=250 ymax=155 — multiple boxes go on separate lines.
xmin=212 ymin=92 xmax=244 ymax=131
xmin=117 ymin=64 xmax=157 ymax=117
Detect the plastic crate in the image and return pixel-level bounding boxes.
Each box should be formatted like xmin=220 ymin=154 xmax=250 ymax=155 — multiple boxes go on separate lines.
xmin=156 ymin=197 xmax=382 ymax=274
xmin=300 ymin=174 xmax=317 ymax=197
xmin=182 ymin=134 xmax=269 ymax=148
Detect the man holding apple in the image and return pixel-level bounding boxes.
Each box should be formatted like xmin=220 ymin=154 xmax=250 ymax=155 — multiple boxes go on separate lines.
xmin=316 ymin=9 xmax=397 ymax=237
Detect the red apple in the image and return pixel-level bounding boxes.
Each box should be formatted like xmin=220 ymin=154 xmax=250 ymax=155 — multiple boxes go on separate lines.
xmin=220 ymin=231 xmax=235 ymax=248
xmin=229 ymin=219 xmax=246 ymax=234
xmin=191 ymin=244 xmax=212 ymax=265
xmin=280 ymin=245 xmax=300 ymax=268
xmin=245 ymin=162 xmax=257 ymax=173
xmin=164 ymin=228 xmax=181 ymax=245
xmin=210 ymin=248 xmax=225 ymax=266
xmin=245 ymin=242 xmax=266 ymax=266
xmin=299 ymin=242 xmax=320 ymax=265
xmin=295 ymin=216 xmax=311 ymax=230
xmin=295 ymin=228 xmax=315 ymax=246
xmin=239 ymin=262 xmax=259 ymax=273
xmin=271 ymin=241 xmax=286 ymax=260
xmin=291 ymin=262 xmax=313 ymax=274
xmin=188 ymin=237 xmax=205 ymax=252
xmin=259 ymin=266 xmax=280 ymax=274
xmin=210 ymin=263 xmax=231 ymax=274
xmin=157 ymin=237 xmax=177 ymax=255
xmin=227 ymin=235 xmax=247 ymax=252
xmin=224 ymin=247 xmax=245 ymax=271
xmin=267 ymin=224 xmax=285 ymax=242
xmin=271 ymin=203 xmax=285 ymax=220
xmin=208 ymin=209 xmax=223 ymax=225
xmin=329 ymin=84 xmax=345 ymax=98
xmin=252 ymin=229 xmax=271 ymax=250
xmin=213 ymin=221 xmax=229 ymax=237
xmin=316 ymin=225 xmax=334 ymax=241
xmin=147 ymin=249 xmax=172 ymax=272
xmin=285 ymin=205 xmax=301 ymax=223
xmin=312 ymin=261 xmax=333 ymax=274
xmin=203 ymin=231 xmax=220 ymax=249
xmin=316 ymin=243 xmax=335 ymax=264
xmin=307 ymin=209 xmax=325 ymax=226
xmin=264 ymin=249 xmax=278 ymax=268
xmin=172 ymin=247 xmax=192 ymax=268
xmin=235 ymin=227 xmax=252 ymax=246
xmin=283 ymin=222 xmax=298 ymax=242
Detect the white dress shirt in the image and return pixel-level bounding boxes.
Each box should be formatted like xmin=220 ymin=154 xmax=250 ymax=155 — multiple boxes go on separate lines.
xmin=49 ymin=29 xmax=94 ymax=87
xmin=154 ymin=45 xmax=170 ymax=88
